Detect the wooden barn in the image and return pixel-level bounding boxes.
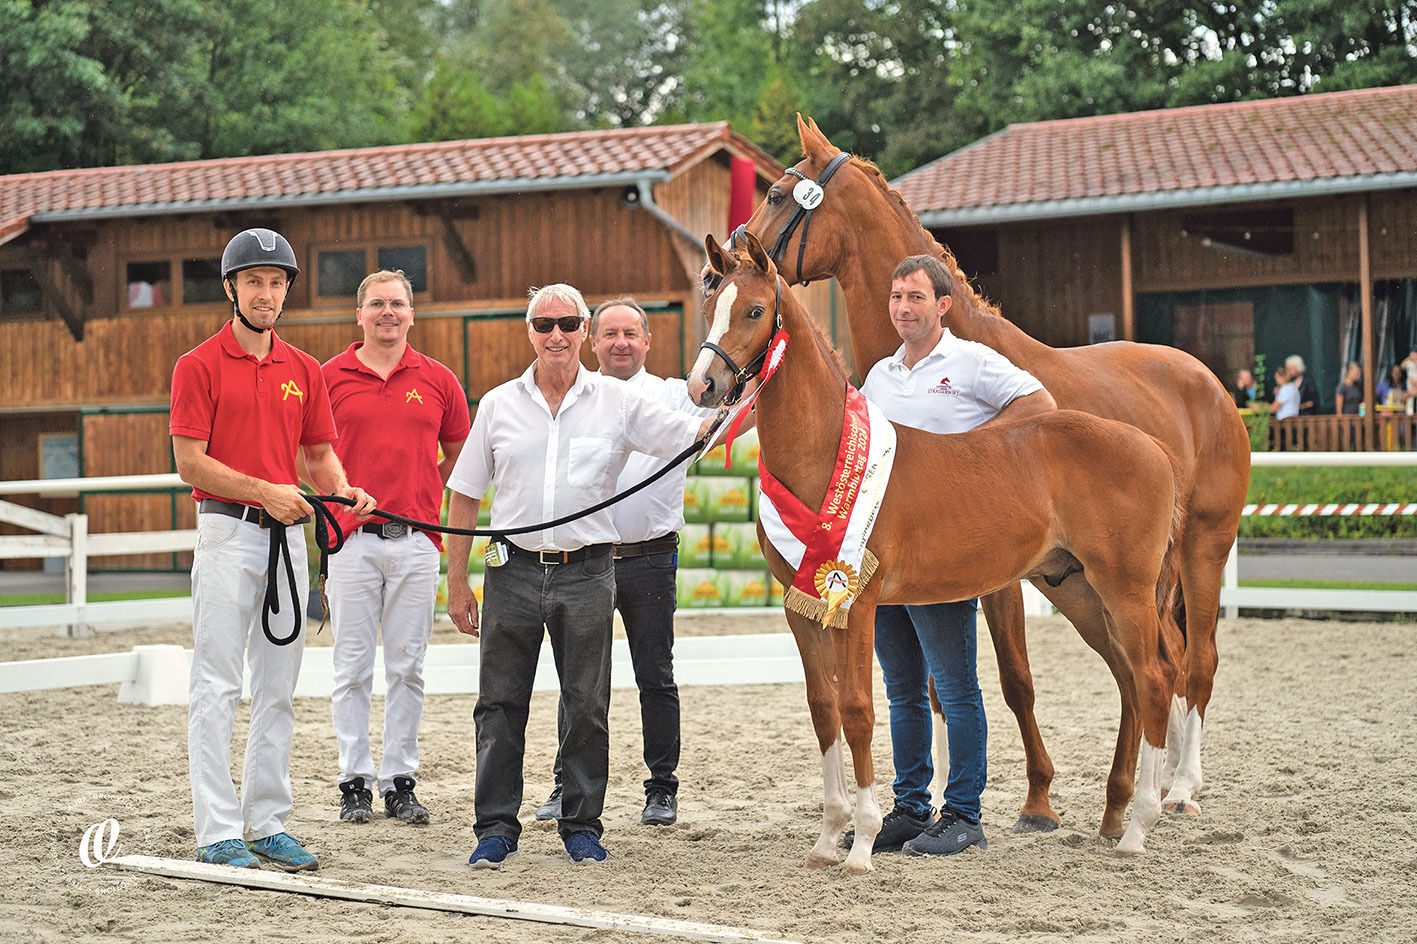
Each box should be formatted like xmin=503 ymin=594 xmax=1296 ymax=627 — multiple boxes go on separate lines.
xmin=0 ymin=123 xmax=786 ymax=571
xmin=893 ymin=84 xmax=1417 ymax=422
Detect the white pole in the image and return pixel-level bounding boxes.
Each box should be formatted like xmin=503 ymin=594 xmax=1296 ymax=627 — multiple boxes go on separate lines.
xmin=66 ymin=513 xmax=91 ymax=637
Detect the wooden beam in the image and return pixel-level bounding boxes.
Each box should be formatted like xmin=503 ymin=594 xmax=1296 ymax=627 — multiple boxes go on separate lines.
xmin=1358 ymin=195 xmax=1375 ymax=419
xmin=437 ymin=214 xmax=477 ymax=284
xmin=23 ymin=254 xmax=85 ymax=341
xmin=104 ymin=855 xmax=805 ymax=944
xmin=1119 ymin=214 xmax=1135 ymax=341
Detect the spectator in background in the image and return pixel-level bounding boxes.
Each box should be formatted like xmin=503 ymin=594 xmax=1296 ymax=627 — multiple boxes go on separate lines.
xmin=1270 ymin=367 xmax=1300 ymax=420
xmin=1334 ymin=361 xmax=1362 ymax=415
xmin=1377 ymin=362 xmax=1402 ymax=406
xmin=1232 ymin=368 xmax=1256 ymax=409
xmin=1286 ymin=354 xmax=1319 ymax=415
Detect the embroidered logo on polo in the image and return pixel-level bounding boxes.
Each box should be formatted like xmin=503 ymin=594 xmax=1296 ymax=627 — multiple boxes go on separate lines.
xmin=405 ymin=388 xmax=424 ymax=404
xmin=928 ymin=376 xmax=958 ymax=396
xmin=280 ymin=380 xmax=305 ymax=401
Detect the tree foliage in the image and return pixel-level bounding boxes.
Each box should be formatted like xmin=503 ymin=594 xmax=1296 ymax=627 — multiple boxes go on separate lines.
xmin=4 ymin=0 xmax=1416 ymax=176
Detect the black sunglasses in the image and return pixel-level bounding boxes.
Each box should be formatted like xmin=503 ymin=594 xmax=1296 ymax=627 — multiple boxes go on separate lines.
xmin=530 ymin=316 xmax=584 ymax=334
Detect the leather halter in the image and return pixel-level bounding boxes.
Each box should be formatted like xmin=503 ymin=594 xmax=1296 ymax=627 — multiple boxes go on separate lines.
xmin=698 ymin=275 xmax=783 ymax=405
xmin=726 ymin=151 xmax=851 ymax=286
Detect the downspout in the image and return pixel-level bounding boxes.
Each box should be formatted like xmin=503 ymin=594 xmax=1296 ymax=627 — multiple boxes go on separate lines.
xmin=633 ymin=179 xmax=703 ymax=248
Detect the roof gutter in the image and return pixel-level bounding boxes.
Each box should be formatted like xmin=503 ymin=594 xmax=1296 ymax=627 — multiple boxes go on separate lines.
xmin=28 ymin=170 xmax=673 ymax=223
xmin=913 ymin=172 xmax=1417 ymax=227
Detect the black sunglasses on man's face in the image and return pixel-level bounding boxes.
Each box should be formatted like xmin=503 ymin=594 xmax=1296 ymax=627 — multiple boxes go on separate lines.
xmin=530 ymin=316 xmax=584 ymax=334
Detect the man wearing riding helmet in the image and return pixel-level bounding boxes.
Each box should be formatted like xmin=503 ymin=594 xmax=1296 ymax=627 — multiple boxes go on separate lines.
xmin=170 ymin=227 xmax=376 ymax=872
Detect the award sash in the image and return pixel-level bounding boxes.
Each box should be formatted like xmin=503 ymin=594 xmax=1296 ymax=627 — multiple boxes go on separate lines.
xmin=756 ymin=385 xmax=896 ymax=628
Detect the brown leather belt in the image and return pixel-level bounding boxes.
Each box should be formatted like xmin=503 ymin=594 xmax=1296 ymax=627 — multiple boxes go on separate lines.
xmin=613 ymin=534 xmax=680 ymax=560
xmin=198 ymin=498 xmax=310 ymax=528
xmin=506 ymin=542 xmax=612 ymax=565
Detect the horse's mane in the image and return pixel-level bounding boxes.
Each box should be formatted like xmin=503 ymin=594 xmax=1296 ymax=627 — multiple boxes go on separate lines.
xmin=845 ymin=153 xmax=1003 ymax=319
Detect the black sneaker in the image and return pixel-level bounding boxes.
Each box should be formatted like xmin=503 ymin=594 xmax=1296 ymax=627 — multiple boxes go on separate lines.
xmin=904 ymin=806 xmax=987 ymax=857
xmin=841 ymin=805 xmax=932 ymax=853
xmin=339 ymin=777 xmax=374 ymax=824
xmin=383 ymin=776 xmax=431 ymax=825
xmin=535 ymin=784 xmax=563 ymax=822
xmin=641 ymin=790 xmax=677 ymax=826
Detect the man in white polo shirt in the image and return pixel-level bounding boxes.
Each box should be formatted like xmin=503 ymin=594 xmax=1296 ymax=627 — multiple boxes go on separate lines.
xmin=444 ymin=284 xmax=717 ymax=869
xmin=854 ymin=254 xmax=1055 ymax=859
xmin=533 ymin=297 xmax=714 ymax=828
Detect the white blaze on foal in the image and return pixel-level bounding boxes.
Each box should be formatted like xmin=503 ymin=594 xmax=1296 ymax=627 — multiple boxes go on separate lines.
xmin=688 ymin=282 xmax=738 ymax=390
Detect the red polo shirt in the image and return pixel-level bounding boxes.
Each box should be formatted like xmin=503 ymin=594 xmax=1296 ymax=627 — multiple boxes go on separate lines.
xmin=170 ymin=322 xmax=336 ymax=505
xmin=322 ymin=342 xmax=470 ymax=548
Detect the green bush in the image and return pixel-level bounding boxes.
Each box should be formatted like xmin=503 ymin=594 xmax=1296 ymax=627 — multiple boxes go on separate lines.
xmin=1240 ymin=466 xmax=1417 ymax=539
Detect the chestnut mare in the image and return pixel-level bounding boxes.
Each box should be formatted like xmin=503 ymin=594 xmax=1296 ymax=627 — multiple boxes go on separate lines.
xmin=690 ymin=234 xmax=1183 ymax=869
xmin=732 ymin=116 xmax=1250 ymax=838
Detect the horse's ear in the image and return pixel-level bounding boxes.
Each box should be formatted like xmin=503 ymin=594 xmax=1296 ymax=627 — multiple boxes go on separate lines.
xmin=704 ymin=233 xmax=729 ymax=275
xmin=742 ymin=230 xmax=773 ymax=276
xmin=800 ymin=116 xmax=836 ymax=163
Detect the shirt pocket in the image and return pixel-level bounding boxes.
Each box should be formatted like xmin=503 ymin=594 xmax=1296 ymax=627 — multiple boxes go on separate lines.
xmin=566 ymin=436 xmax=614 ymax=490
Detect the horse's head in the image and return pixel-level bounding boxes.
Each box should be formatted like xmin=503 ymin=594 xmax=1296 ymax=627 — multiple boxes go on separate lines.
xmin=704 ymin=115 xmax=850 ymax=292
xmin=688 ymin=231 xmax=782 ymax=409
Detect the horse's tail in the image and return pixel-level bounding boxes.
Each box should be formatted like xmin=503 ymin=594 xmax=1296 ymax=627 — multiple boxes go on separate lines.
xmin=1154 ymin=439 xmax=1187 ymax=627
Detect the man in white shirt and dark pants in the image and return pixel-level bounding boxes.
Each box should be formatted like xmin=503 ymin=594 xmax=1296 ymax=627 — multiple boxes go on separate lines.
xmin=534 ymin=297 xmax=712 ymax=828
xmin=854 ymin=255 xmax=1055 ymax=858
xmin=444 ymin=284 xmax=714 ymax=868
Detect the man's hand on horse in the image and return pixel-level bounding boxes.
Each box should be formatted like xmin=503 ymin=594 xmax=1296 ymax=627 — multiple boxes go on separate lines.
xmin=259 ymin=482 xmax=315 ymax=525
xmin=339 ymin=485 xmax=377 ymax=520
xmin=447 ymin=578 xmax=480 ymax=638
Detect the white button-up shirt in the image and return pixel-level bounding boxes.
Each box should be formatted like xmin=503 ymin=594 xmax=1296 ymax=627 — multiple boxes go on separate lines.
xmin=448 ymin=362 xmax=702 ymax=552
xmin=600 ymin=368 xmax=715 ymax=544
xmin=861 ymin=328 xmax=1044 ymax=433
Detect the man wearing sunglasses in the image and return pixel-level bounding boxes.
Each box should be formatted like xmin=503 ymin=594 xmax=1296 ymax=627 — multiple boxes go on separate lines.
xmin=445 ymin=284 xmax=719 ymax=869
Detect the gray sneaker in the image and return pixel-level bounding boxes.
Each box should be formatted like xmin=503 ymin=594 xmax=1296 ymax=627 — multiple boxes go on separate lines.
xmin=841 ymin=804 xmax=932 ymax=853
xmin=904 ymin=807 xmax=987 ymax=857
xmin=535 ymin=784 xmax=562 ymax=821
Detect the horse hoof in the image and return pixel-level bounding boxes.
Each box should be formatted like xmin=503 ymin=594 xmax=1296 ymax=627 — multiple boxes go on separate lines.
xmin=842 ymin=858 xmax=874 ymax=875
xmin=805 ymin=853 xmax=837 ymax=870
xmin=1098 ymin=823 xmax=1126 ymax=841
xmin=1164 ymin=799 xmax=1200 ymax=817
xmin=1114 ymin=843 xmax=1144 ymax=857
xmin=1012 ymin=813 xmax=1060 ymax=834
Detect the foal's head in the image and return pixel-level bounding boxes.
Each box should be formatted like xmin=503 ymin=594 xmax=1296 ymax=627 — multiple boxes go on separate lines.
xmin=688 ymin=232 xmax=783 ymax=409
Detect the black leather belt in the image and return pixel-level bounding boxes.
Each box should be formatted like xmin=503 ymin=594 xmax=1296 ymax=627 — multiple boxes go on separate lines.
xmin=506 ymin=542 xmax=611 ymax=565
xmin=199 ymin=498 xmax=311 ymax=528
xmin=613 ymin=534 xmax=679 ymax=560
xmin=360 ymin=521 xmax=410 ymax=539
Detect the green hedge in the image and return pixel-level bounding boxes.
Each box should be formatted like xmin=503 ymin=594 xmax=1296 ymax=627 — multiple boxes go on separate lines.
xmin=1241 ymin=466 xmax=1417 ymax=539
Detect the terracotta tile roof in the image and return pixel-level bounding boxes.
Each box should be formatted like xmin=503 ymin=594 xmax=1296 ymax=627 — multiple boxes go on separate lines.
xmin=894 ymin=85 xmax=1417 ymax=224
xmin=0 ymin=122 xmax=775 ymax=235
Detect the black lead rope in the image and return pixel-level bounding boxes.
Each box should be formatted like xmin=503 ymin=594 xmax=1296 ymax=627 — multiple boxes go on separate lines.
xmin=260 ymin=418 xmax=726 ymax=647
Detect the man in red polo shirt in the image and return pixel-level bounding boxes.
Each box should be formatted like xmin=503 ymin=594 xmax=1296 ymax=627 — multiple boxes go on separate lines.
xmin=170 ymin=228 xmax=375 ymax=873
xmin=322 ymin=269 xmax=470 ymax=827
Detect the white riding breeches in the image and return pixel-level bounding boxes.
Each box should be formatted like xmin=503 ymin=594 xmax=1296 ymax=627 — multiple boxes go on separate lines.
xmin=189 ymin=513 xmax=307 ymax=847
xmin=328 ymin=529 xmax=440 ymax=795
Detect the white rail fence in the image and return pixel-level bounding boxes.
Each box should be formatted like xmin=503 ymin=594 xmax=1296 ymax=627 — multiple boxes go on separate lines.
xmin=1 ymin=455 xmax=1414 ymax=635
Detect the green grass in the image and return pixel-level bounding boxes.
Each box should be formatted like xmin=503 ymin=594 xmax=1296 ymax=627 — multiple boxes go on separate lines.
xmin=0 ymin=588 xmax=186 ymax=607
xmin=1237 ymin=578 xmax=1417 ymax=592
xmin=1242 ymin=466 xmax=1417 ymax=539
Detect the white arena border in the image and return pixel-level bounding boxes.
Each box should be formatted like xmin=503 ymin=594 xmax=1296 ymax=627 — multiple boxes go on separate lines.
xmin=0 ymin=631 xmax=809 ymax=704
xmin=103 ymin=854 xmax=803 ymax=944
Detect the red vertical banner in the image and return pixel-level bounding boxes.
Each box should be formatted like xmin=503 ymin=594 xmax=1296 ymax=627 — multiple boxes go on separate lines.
xmin=729 ymin=157 xmax=757 ymax=232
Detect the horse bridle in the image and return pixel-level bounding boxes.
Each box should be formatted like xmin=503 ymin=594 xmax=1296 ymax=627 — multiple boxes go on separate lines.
xmin=721 ymin=151 xmax=852 ymax=288
xmin=697 ymin=275 xmax=784 ymax=406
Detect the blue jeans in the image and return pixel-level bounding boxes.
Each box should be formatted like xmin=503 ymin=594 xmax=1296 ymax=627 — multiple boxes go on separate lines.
xmin=873 ymin=600 xmax=987 ymax=821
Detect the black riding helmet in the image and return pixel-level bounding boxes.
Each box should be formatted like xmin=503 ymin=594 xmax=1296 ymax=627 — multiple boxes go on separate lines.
xmin=221 ymin=228 xmax=299 ymax=333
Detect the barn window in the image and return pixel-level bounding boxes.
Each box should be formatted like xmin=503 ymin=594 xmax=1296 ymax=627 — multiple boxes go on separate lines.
xmin=1183 ymin=209 xmax=1294 ymax=257
xmin=0 ymin=268 xmax=43 ymax=316
xmin=181 ymin=258 xmax=226 ymax=304
xmin=125 ymin=261 xmax=172 ymax=308
xmin=377 ymin=246 xmax=427 ymax=293
xmin=317 ymin=249 xmax=367 ymax=299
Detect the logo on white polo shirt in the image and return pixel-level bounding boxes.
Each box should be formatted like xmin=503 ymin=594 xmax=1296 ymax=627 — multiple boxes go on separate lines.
xmin=928 ymin=376 xmax=958 ymax=396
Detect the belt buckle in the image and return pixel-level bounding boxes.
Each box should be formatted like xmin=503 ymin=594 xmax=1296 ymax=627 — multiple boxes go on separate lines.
xmin=381 ymin=522 xmax=408 ymax=540
xmin=538 ymin=549 xmax=564 ymax=565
